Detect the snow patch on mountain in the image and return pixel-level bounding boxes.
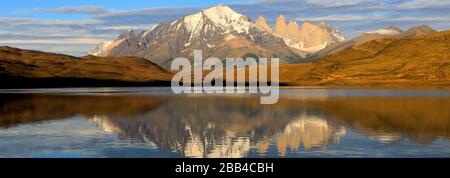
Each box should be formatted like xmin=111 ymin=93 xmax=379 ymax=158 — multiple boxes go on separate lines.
xmin=88 ymin=40 xmax=113 ymax=56
xmin=366 ymin=28 xmax=402 ymax=35
xmin=202 ymin=5 xmax=245 ymax=26
xmin=332 ymin=30 xmax=346 ymax=42
xmin=285 ymin=40 xmax=330 ymax=53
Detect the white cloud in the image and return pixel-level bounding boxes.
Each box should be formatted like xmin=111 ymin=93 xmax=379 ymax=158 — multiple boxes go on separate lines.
xmin=385 ymin=16 xmax=450 ymax=22
xmin=301 ymin=14 xmax=450 ymax=22
xmin=0 ymin=39 xmax=103 ymax=44
xmin=392 ymin=0 xmax=450 ymax=9
xmin=0 ymin=32 xmax=111 ymax=40
xmin=34 ymin=6 xmax=107 ymax=14
xmin=95 ymin=24 xmax=155 ymax=31
xmin=301 ymin=14 xmax=385 ymax=21
xmin=0 ymin=17 xmax=100 ymax=26
xmin=304 ymin=0 xmax=373 ymax=7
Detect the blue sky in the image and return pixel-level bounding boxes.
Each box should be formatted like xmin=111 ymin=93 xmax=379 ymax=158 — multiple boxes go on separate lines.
xmin=0 ymin=0 xmax=449 ymax=56
xmin=1 ymin=0 xmax=251 ymax=18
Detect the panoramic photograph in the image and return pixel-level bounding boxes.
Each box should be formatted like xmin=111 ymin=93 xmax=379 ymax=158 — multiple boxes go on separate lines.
xmin=1 ymin=0 xmax=450 ymax=169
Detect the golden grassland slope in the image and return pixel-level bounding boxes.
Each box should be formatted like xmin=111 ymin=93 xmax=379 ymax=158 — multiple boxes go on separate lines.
xmin=0 ymin=46 xmax=173 ymax=83
xmin=280 ymin=30 xmax=450 ymax=86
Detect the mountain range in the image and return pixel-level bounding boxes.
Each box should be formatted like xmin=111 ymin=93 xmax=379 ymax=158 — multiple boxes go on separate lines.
xmin=256 ymin=15 xmax=345 ymax=53
xmin=89 ymin=5 xmax=305 ymax=69
xmin=89 ymin=5 xmax=439 ymax=68
xmin=88 ymin=5 xmax=347 ymax=69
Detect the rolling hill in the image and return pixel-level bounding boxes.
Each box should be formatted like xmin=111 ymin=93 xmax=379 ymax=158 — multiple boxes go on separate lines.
xmin=0 ymin=46 xmax=173 ymax=88
xmin=280 ymin=30 xmax=450 ymax=86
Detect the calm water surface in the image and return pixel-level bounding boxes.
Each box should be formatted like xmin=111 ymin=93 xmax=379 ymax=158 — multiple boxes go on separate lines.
xmin=1 ymin=87 xmax=450 ymax=158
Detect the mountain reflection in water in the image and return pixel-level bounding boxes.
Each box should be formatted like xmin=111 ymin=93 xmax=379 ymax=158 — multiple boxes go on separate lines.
xmin=0 ymin=91 xmax=449 ymax=157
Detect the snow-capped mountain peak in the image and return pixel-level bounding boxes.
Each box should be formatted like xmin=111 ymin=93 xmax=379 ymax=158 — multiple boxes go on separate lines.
xmin=119 ymin=28 xmax=137 ymax=39
xmin=88 ymin=40 xmax=113 ymax=56
xmin=181 ymin=5 xmax=252 ymax=35
xmin=202 ymin=5 xmax=247 ymax=25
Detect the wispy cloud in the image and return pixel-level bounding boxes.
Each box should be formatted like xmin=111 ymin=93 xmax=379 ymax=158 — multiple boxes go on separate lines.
xmin=34 ymin=6 xmax=107 ymax=14
xmin=391 ymin=0 xmax=450 ymax=9
xmin=93 ymin=7 xmax=200 ymax=26
xmin=301 ymin=14 xmax=450 ymax=22
xmin=303 ymin=0 xmax=375 ymax=7
xmin=301 ymin=14 xmax=385 ymax=22
xmin=386 ymin=16 xmax=450 ymax=22
xmin=0 ymin=17 xmax=100 ymax=25
xmin=0 ymin=39 xmax=102 ymax=44
xmin=95 ymin=25 xmax=156 ymax=31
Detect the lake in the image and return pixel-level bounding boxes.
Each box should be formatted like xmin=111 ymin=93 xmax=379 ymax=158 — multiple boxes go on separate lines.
xmin=1 ymin=87 xmax=450 ymax=158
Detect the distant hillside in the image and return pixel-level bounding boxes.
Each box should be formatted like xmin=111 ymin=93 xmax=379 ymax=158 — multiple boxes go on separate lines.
xmin=308 ymin=25 xmax=437 ymax=60
xmin=280 ymin=30 xmax=450 ymax=86
xmin=0 ymin=46 xmax=173 ymax=88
